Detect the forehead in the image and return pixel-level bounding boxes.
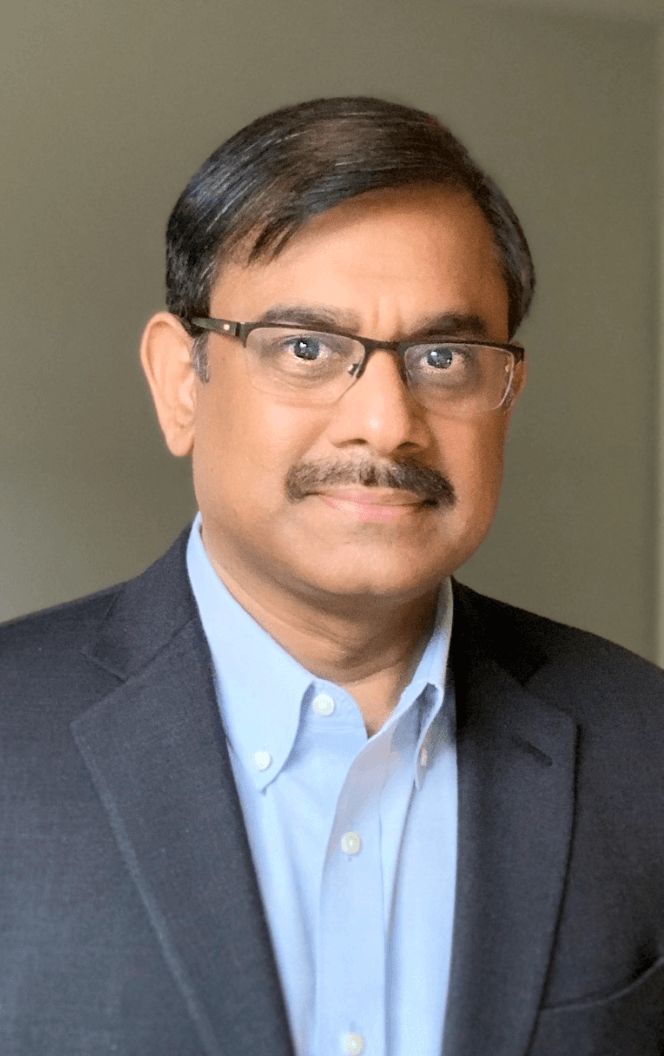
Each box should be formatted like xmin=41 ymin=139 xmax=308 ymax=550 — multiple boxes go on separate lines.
xmin=211 ymin=185 xmax=509 ymax=337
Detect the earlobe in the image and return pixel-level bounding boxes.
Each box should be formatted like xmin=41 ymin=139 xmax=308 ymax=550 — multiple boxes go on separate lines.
xmin=140 ymin=312 xmax=197 ymax=457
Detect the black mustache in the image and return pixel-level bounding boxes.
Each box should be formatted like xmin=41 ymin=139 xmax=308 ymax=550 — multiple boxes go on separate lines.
xmin=286 ymin=458 xmax=456 ymax=506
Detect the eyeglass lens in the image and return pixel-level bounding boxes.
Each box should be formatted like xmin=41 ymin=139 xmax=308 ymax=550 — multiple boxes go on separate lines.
xmin=243 ymin=328 xmax=514 ymax=415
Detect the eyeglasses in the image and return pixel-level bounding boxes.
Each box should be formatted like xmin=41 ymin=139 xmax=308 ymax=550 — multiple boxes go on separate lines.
xmin=190 ymin=316 xmax=525 ymax=417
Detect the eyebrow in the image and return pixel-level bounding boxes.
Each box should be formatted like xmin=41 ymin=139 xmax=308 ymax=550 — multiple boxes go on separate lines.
xmin=255 ymin=303 xmax=490 ymax=340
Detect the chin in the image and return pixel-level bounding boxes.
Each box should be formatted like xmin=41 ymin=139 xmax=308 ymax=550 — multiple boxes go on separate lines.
xmin=289 ymin=555 xmax=448 ymax=605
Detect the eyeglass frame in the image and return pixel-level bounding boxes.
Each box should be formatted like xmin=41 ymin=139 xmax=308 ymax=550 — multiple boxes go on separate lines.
xmin=189 ymin=315 xmax=525 ymax=406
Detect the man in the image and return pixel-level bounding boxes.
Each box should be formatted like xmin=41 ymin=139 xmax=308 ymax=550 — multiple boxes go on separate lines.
xmin=2 ymin=97 xmax=664 ymax=1056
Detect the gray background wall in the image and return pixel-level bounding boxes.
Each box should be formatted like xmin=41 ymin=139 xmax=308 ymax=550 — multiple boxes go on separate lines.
xmin=1 ymin=0 xmax=661 ymax=661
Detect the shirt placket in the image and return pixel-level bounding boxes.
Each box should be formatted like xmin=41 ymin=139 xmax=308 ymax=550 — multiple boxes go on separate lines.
xmin=315 ymin=727 xmax=403 ymax=1056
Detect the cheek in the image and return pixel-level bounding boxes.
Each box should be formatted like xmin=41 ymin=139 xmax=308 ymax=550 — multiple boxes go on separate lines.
xmin=193 ymin=380 xmax=331 ymax=511
xmin=438 ymin=417 xmax=508 ymax=507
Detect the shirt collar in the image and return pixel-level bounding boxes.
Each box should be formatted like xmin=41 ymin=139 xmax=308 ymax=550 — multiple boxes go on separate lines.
xmin=378 ymin=580 xmax=453 ymax=789
xmin=186 ymin=514 xmax=453 ymax=791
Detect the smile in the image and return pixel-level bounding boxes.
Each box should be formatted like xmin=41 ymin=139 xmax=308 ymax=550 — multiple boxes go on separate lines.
xmin=317 ymin=488 xmax=429 ymax=522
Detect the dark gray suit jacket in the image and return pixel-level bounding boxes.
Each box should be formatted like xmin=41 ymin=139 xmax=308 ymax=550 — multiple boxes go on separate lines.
xmin=2 ymin=530 xmax=664 ymax=1056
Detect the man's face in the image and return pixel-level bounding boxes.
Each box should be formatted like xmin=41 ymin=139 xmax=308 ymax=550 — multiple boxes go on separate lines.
xmin=188 ymin=185 xmax=521 ymax=608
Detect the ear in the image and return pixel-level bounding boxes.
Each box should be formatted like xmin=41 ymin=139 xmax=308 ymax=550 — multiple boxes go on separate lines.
xmin=140 ymin=312 xmax=197 ymax=457
xmin=506 ymin=346 xmax=528 ymax=408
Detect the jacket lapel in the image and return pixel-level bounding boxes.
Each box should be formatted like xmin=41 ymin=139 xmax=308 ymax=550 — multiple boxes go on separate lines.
xmin=443 ymin=585 xmax=579 ymax=1056
xmin=71 ymin=534 xmax=294 ymax=1056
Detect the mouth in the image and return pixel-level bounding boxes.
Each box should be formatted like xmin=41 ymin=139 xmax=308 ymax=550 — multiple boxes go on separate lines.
xmin=316 ymin=487 xmax=434 ymax=522
xmin=285 ymin=457 xmax=456 ymax=510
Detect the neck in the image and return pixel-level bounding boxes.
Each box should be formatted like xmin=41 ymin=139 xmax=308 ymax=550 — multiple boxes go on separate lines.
xmin=202 ymin=535 xmax=440 ymax=734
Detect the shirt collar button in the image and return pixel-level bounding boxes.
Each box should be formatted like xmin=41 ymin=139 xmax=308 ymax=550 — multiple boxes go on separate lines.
xmin=254 ymin=750 xmax=272 ymax=772
xmin=312 ymin=693 xmax=335 ymax=717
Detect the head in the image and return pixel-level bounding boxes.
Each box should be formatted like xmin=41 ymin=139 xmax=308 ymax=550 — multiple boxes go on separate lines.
xmin=142 ymin=97 xmax=533 ymax=615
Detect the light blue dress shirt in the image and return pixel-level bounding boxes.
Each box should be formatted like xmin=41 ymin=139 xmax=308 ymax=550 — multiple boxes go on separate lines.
xmin=187 ymin=515 xmax=457 ymax=1056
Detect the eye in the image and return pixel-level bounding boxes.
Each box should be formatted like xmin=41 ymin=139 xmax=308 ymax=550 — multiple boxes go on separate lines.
xmin=425 ymin=345 xmax=469 ymax=370
xmin=270 ymin=331 xmax=350 ymax=374
xmin=406 ymin=342 xmax=483 ymax=395
xmin=284 ymin=336 xmax=327 ymax=361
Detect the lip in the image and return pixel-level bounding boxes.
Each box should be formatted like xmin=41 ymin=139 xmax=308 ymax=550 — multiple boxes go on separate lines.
xmin=316 ymin=487 xmax=427 ymax=522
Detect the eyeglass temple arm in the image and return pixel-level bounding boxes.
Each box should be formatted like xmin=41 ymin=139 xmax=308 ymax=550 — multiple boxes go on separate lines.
xmin=190 ymin=317 xmax=243 ymax=338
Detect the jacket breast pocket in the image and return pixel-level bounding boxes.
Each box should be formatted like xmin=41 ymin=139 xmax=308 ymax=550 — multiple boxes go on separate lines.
xmin=528 ymin=956 xmax=664 ymax=1056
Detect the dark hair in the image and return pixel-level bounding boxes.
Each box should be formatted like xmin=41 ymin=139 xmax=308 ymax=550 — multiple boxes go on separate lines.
xmin=166 ymin=96 xmax=535 ymax=376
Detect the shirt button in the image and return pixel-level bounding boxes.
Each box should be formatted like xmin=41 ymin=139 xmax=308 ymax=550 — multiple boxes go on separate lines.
xmin=312 ymin=693 xmax=335 ymax=716
xmin=341 ymin=831 xmax=361 ymax=855
xmin=343 ymin=1033 xmax=364 ymax=1055
xmin=254 ymin=750 xmax=272 ymax=772
xmin=420 ymin=746 xmax=429 ymax=768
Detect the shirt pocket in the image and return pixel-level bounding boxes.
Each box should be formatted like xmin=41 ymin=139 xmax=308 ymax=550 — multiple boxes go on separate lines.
xmin=528 ymin=956 xmax=664 ymax=1056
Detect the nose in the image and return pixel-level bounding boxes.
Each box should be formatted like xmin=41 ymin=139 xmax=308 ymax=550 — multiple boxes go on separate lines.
xmin=326 ymin=349 xmax=430 ymax=457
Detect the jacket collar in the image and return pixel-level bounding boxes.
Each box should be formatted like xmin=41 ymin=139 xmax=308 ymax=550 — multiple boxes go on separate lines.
xmin=73 ymin=536 xmax=577 ymax=1056
xmin=80 ymin=528 xmax=196 ymax=680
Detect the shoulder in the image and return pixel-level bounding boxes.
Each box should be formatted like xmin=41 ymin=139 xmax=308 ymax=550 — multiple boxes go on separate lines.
xmin=453 ymin=582 xmax=664 ymax=840
xmin=0 ymin=527 xmax=195 ymax=724
xmin=0 ymin=585 xmax=126 ymax=729
xmin=452 ymin=579 xmax=664 ymax=718
xmin=1 ymin=584 xmax=120 ymax=656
